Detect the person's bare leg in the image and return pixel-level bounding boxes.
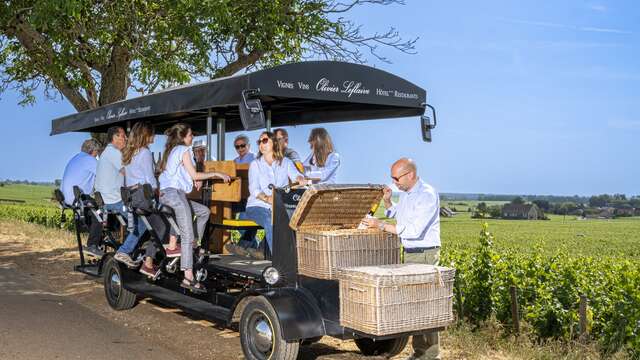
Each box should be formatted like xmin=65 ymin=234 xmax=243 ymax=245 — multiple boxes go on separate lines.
xmin=167 ymin=235 xmax=178 ymax=250
xmin=183 ymin=269 xmax=194 ymax=281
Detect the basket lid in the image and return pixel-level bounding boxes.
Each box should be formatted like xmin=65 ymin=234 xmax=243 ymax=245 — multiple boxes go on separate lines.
xmin=338 ymin=263 xmax=456 ymax=286
xmin=289 ymin=184 xmax=384 ymax=230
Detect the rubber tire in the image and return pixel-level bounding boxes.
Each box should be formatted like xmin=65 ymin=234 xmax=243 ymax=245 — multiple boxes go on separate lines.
xmin=354 ymin=336 xmax=409 ymax=357
xmin=240 ymin=296 xmax=300 ymax=360
xmin=103 ymin=257 xmax=136 ymax=310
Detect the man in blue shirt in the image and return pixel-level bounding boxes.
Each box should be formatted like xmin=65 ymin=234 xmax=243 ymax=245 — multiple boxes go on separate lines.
xmin=60 ymin=139 xmax=102 ymax=255
xmin=233 ymin=134 xmax=256 ymax=164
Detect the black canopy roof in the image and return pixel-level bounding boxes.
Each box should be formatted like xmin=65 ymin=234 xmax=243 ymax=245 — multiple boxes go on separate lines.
xmin=51 ymin=61 xmax=427 ymax=136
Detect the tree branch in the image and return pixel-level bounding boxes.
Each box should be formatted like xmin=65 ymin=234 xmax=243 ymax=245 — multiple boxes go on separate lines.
xmin=5 ymin=13 xmax=90 ymax=111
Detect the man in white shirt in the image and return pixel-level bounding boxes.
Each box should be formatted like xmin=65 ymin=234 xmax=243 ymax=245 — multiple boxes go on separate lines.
xmin=363 ymin=157 xmax=441 ymax=360
xmin=95 ymin=126 xmax=126 ymax=208
xmin=93 ymin=126 xmax=130 ymax=258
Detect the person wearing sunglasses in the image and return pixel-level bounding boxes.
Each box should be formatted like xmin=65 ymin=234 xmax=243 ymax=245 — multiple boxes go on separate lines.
xmin=233 ymin=134 xmax=255 ymax=164
xmin=274 ymin=128 xmax=304 ymax=173
xmin=302 ymin=127 xmax=340 ymax=184
xmin=243 ymin=131 xmax=303 ymax=258
xmin=361 ymin=157 xmax=441 ymax=360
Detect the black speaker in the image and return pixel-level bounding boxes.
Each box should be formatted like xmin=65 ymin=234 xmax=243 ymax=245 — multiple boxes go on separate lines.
xmin=239 ymin=98 xmax=265 ymax=131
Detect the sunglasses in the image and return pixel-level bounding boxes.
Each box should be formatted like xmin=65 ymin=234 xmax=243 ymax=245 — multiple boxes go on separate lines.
xmin=234 ymin=143 xmax=247 ymax=149
xmin=391 ymin=171 xmax=410 ymax=182
xmin=258 ymin=137 xmax=270 ymax=144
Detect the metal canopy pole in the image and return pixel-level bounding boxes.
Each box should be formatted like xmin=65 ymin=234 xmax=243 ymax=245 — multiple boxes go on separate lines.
xmin=266 ymin=110 xmax=272 ymax=132
xmin=217 ymin=117 xmax=226 ymax=161
xmin=206 ymin=109 xmax=213 ymax=160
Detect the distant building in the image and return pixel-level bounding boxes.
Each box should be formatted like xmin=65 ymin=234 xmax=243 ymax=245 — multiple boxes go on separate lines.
xmin=585 ymin=208 xmax=614 ymax=219
xmin=614 ymin=207 xmax=635 ymax=217
xmin=501 ymin=203 xmax=543 ymax=220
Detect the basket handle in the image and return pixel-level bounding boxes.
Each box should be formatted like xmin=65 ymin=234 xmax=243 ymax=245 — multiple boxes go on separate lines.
xmin=435 ymin=268 xmax=444 ymax=288
xmin=303 ymin=236 xmax=317 ymax=242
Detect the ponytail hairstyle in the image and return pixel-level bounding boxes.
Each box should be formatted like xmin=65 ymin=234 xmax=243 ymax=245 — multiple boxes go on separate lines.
xmin=256 ymin=131 xmax=284 ymax=164
xmin=122 ymin=122 xmax=154 ymax=165
xmin=308 ymin=127 xmax=334 ymax=167
xmin=158 ymin=123 xmax=191 ymax=172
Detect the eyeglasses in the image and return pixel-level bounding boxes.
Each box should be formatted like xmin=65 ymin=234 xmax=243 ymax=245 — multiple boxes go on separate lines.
xmin=258 ymin=137 xmax=270 ymax=144
xmin=391 ymin=171 xmax=410 ymax=182
xmin=234 ymin=143 xmax=247 ymax=149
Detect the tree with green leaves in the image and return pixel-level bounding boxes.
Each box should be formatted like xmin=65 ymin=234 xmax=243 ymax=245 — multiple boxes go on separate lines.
xmin=510 ymin=196 xmax=525 ymax=205
xmin=1 ymin=0 xmax=415 ymax=121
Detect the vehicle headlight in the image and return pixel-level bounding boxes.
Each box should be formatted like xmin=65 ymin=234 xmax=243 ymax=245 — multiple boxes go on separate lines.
xmin=262 ymin=267 xmax=280 ymax=285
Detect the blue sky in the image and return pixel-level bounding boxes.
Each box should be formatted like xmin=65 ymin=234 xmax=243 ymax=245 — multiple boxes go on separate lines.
xmin=0 ymin=1 xmax=638 ymax=196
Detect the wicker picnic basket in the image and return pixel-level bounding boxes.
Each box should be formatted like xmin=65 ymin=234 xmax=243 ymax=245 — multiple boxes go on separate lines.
xmin=289 ymin=184 xmax=401 ymax=280
xmin=338 ymin=263 xmax=455 ymax=336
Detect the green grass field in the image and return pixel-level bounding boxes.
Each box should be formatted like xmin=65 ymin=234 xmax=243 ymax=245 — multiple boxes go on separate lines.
xmin=441 ymin=212 xmax=640 ymax=260
xmin=0 ymin=184 xmax=56 ymax=205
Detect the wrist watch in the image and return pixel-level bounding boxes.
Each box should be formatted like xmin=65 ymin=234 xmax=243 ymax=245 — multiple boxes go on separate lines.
xmin=378 ymin=221 xmax=385 ymax=231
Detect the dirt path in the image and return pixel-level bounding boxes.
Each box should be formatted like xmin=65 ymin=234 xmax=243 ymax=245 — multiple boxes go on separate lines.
xmin=0 ymin=220 xmax=402 ymax=360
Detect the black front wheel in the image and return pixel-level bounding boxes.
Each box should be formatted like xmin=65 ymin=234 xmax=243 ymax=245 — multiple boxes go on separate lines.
xmin=354 ymin=336 xmax=409 ymax=357
xmin=240 ymin=296 xmax=299 ymax=360
xmin=103 ymin=257 xmax=136 ymax=310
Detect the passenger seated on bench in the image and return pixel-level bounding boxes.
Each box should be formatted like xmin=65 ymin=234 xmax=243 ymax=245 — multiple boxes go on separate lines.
xmin=302 ymin=127 xmax=340 ymax=184
xmin=158 ymin=123 xmax=231 ymax=292
xmin=95 ymin=126 xmax=135 ymax=256
xmin=60 ymin=139 xmax=102 ymax=256
xmin=242 ymin=131 xmax=304 ymax=258
xmin=274 ymin=128 xmax=304 ymax=173
xmin=114 ymin=122 xmax=160 ymax=273
xmin=233 ymin=134 xmax=256 ymax=164
xmin=230 ymin=134 xmax=259 ymax=255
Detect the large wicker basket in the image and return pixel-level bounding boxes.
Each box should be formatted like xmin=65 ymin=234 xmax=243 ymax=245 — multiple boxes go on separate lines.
xmin=338 ymin=264 xmax=455 ymax=336
xmin=289 ymin=185 xmax=401 ymax=280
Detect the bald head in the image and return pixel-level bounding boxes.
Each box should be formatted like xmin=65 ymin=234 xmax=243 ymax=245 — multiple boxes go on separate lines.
xmin=390 ymin=157 xmax=419 ymax=191
xmin=392 ymin=158 xmax=417 ymax=174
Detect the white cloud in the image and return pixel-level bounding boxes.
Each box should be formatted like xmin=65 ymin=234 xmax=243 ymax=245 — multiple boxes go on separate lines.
xmin=579 ymin=26 xmax=632 ymax=34
xmin=588 ymin=4 xmax=607 ymax=12
xmin=499 ymin=18 xmax=632 ymax=35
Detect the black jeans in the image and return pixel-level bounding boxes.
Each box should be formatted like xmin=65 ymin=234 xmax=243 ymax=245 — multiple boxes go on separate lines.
xmin=85 ymin=209 xmax=102 ymax=248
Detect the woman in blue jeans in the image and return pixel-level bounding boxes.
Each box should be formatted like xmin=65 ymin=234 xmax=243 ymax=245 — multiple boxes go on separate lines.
xmin=246 ymin=131 xmax=303 ymax=257
xmin=158 ymin=123 xmax=230 ymax=292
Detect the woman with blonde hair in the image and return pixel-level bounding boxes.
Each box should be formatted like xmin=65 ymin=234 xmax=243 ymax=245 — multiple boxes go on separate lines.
xmin=243 ymin=131 xmax=302 ymax=258
xmin=114 ymin=122 xmax=158 ymax=272
xmin=158 ymin=123 xmax=230 ymax=292
xmin=303 ymin=127 xmax=340 ymax=184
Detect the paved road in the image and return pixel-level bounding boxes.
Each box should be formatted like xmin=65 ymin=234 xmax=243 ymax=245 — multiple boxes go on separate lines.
xmin=0 ymin=264 xmax=179 ymax=360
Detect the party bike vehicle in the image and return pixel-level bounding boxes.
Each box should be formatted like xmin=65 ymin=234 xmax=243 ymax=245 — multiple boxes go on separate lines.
xmin=50 ymin=61 xmax=450 ymax=360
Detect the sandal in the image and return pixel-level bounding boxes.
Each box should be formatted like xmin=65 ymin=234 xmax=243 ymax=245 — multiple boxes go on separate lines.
xmin=180 ymin=278 xmax=207 ymax=294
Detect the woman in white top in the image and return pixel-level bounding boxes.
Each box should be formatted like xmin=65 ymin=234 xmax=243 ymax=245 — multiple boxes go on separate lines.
xmin=115 ymin=122 xmax=159 ymax=274
xmin=303 ymin=127 xmax=340 ymax=184
xmin=158 ymin=123 xmax=230 ymax=292
xmin=246 ymin=131 xmax=302 ymax=256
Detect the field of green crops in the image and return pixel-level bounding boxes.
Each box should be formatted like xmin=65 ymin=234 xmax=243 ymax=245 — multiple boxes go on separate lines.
xmin=0 ymin=184 xmax=56 ymax=205
xmin=442 ymin=213 xmax=640 ymax=260
xmin=1 ymin=184 xmax=639 ymax=356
